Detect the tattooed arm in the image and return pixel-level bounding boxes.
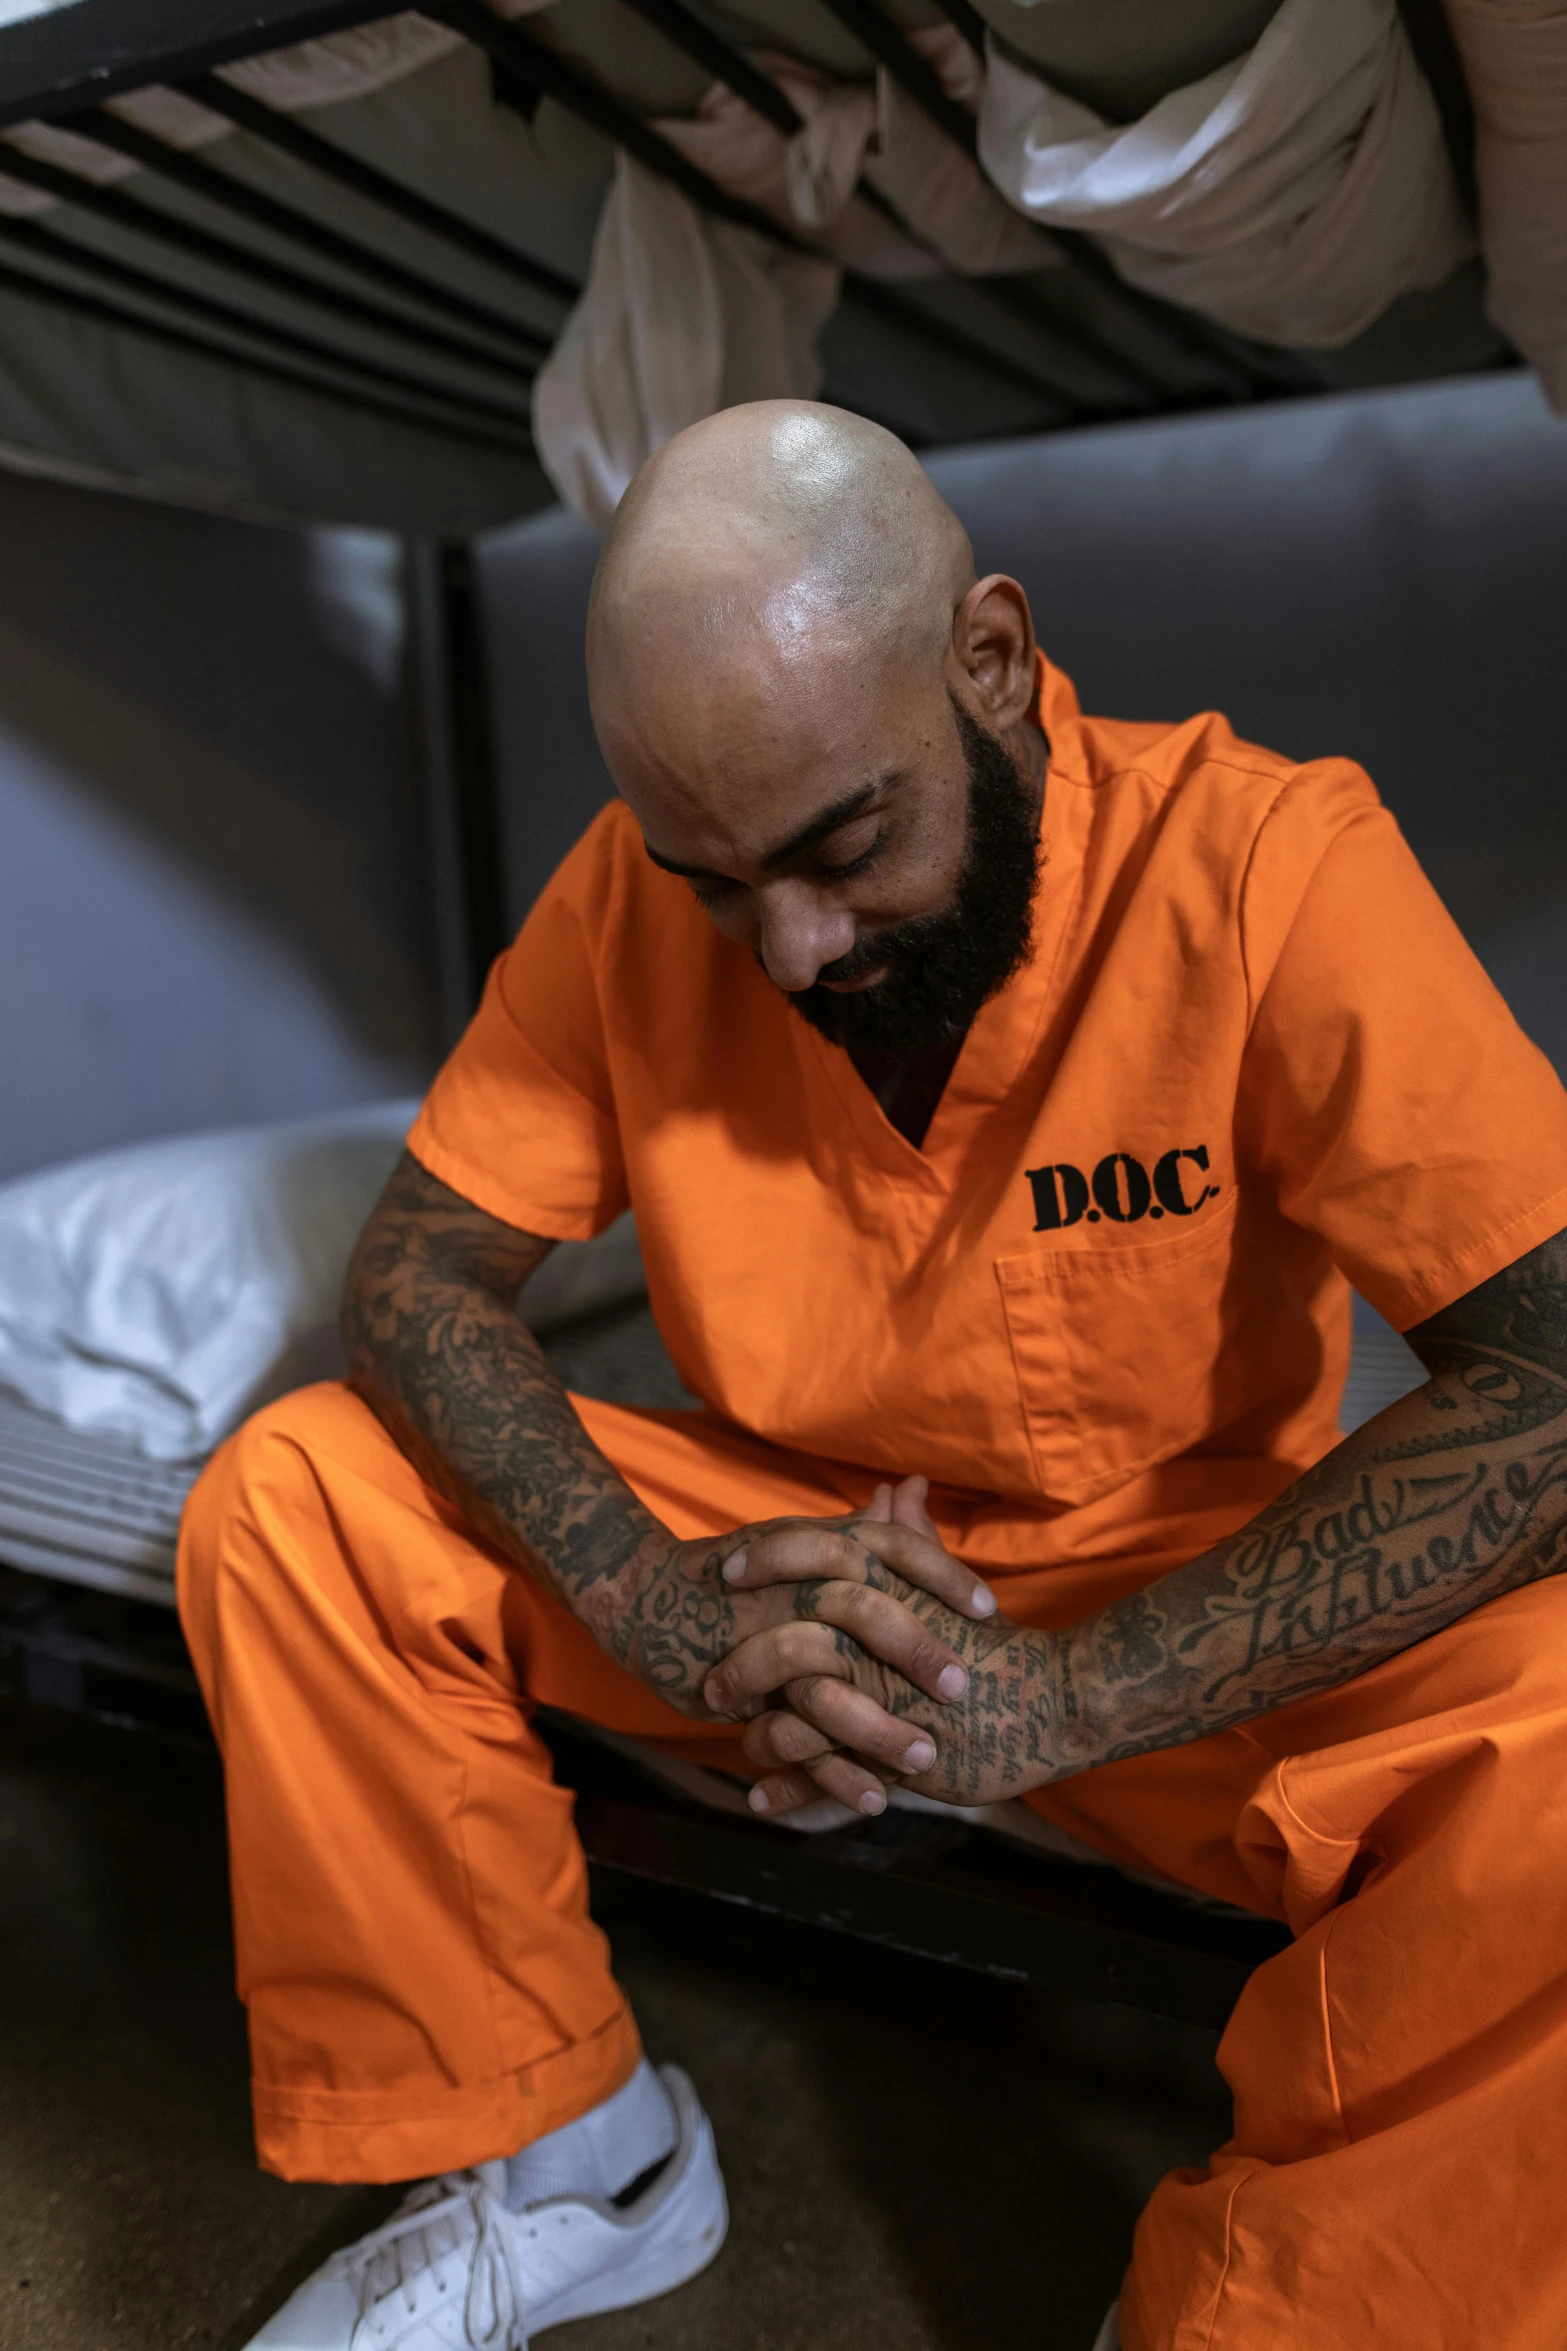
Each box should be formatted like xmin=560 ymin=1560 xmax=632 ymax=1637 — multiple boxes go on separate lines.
xmin=341 ymin=1151 xmax=989 ymax=1726
xmin=710 ymin=1227 xmax=1567 ymax=1809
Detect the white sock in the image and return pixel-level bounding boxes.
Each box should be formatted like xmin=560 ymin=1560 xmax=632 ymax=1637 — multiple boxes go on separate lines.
xmin=503 ymin=2060 xmax=677 ymax=2211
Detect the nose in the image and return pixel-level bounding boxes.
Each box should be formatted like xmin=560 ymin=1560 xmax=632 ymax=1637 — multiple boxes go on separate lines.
xmin=753 ymin=881 xmax=856 ymax=994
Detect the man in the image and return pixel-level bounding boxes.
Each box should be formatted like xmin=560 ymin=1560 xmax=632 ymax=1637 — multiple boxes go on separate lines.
xmin=182 ymin=400 xmax=1567 ymax=2351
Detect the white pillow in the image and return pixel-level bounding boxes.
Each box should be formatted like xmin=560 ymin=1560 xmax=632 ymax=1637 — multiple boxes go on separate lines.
xmin=0 ymin=1102 xmax=418 ymax=1461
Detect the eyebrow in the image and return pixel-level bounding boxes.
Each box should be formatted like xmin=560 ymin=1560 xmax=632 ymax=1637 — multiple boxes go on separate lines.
xmin=643 ymin=774 xmax=899 ymax=883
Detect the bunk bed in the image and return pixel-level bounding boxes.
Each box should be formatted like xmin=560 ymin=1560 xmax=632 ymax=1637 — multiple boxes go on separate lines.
xmin=0 ymin=0 xmax=1555 ymax=2024
xmin=0 ymin=0 xmax=1519 ymax=543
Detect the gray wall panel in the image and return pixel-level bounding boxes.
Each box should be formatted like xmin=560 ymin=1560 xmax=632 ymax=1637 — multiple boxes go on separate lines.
xmin=472 ymin=501 xmax=611 ymax=926
xmin=0 ymin=469 xmax=440 ymax=1180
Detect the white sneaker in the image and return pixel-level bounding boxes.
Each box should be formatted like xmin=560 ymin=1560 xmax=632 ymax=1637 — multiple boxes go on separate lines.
xmin=246 ymin=2066 xmax=727 ymax=2349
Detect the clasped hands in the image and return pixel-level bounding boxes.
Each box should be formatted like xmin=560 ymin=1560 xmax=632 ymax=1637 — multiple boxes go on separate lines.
xmin=640 ymin=1477 xmax=1051 ymax=1815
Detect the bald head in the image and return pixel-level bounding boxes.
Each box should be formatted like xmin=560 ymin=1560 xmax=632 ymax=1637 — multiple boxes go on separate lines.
xmin=578 ymin=399 xmax=1045 ymax=1031
xmin=587 ymin=400 xmax=975 ymax=698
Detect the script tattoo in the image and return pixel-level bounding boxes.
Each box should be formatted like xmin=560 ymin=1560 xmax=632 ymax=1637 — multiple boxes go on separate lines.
xmin=341 ymin=1152 xmax=739 ymax=1705
xmin=794 ymin=1229 xmax=1567 ymax=1804
xmin=1069 ymin=1224 xmax=1567 ymax=1768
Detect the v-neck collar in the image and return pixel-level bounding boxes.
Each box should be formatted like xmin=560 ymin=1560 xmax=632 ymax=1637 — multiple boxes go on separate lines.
xmin=797 ymin=654 xmax=1090 ymax=1190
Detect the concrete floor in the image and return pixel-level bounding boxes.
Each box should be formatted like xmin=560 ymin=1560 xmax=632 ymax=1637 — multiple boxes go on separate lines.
xmin=0 ymin=1696 xmax=1232 ymax=2351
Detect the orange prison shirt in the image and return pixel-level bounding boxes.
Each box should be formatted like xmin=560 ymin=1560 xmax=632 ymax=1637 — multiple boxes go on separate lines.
xmin=408 ymin=655 xmax=1567 ymax=1621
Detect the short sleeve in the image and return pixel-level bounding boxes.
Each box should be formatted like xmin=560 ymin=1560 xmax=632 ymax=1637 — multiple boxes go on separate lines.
xmin=1237 ymin=773 xmax=1567 ymax=1331
xmin=407 ymin=815 xmax=628 ymax=1240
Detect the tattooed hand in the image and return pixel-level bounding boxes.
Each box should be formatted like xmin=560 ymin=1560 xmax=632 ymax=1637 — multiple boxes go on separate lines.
xmin=341 ymin=1155 xmax=992 ymax=1761
xmin=708 ymin=1479 xmax=1084 ymax=1811
xmin=589 ymin=1493 xmax=995 ymax=1724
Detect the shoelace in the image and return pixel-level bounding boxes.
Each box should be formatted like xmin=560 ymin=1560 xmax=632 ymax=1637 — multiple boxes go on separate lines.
xmin=345 ymin=2173 xmax=527 ymax=2349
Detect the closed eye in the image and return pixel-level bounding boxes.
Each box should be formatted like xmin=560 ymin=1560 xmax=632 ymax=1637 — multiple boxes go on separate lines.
xmin=814 ymin=837 xmax=882 ymax=884
xmin=687 ymin=831 xmax=883 ymax=906
xmin=810 ymin=811 xmax=884 ymax=884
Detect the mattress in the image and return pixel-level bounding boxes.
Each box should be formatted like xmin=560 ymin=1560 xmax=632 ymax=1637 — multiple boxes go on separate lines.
xmin=0 ymin=1391 xmax=198 ymax=1607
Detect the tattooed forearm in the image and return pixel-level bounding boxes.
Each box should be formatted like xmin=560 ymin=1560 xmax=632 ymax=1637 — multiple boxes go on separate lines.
xmin=341 ymin=1156 xmax=974 ymax=1731
xmin=341 ymin=1152 xmax=732 ymax=1698
xmin=801 ymin=1229 xmax=1567 ymax=1807
xmin=1057 ymin=1225 xmax=1567 ymax=1770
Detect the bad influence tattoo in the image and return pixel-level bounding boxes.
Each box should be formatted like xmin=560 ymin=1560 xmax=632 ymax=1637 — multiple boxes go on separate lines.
xmin=1072 ymin=1227 xmax=1567 ymax=1768
xmin=341 ymin=1152 xmax=739 ymax=1708
xmin=813 ymin=1230 xmax=1567 ymax=1805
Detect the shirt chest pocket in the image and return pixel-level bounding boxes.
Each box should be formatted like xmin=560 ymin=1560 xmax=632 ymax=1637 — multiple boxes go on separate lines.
xmin=995 ymin=1192 xmax=1241 ymax=1505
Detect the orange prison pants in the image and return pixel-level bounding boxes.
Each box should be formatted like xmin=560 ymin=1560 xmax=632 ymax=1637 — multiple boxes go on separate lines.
xmin=179 ymin=1382 xmax=1567 ymax=2350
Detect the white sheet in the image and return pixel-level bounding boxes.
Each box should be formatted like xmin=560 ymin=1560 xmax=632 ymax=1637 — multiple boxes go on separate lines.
xmin=978 ymin=0 xmax=1474 ymax=347
xmin=656 ymin=28 xmax=1053 ymax=282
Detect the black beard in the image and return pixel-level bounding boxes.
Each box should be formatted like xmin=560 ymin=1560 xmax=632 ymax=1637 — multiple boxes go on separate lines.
xmin=785 ymin=697 xmax=1042 ymax=1059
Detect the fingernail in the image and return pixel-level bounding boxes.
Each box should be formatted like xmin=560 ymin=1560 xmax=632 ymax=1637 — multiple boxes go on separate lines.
xmin=722 ymin=1549 xmax=747 ymax=1582
xmin=971 ymin=1584 xmax=997 ymax=1616
xmin=905 ymin=1738 xmax=936 ymax=1771
xmin=703 ymin=1676 xmax=724 ymax=1710
xmin=858 ymin=1788 xmax=887 ymax=1816
xmin=937 ymin=1663 xmax=968 ymax=1699
xmin=749 ymin=1785 xmax=770 ymax=1813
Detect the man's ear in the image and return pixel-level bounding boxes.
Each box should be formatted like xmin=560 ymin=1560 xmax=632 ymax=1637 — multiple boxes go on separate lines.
xmin=950 ymin=574 xmax=1038 ymax=730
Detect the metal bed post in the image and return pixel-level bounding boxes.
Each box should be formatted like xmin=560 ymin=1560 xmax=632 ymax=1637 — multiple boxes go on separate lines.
xmin=407 ymin=536 xmax=512 ymax=1047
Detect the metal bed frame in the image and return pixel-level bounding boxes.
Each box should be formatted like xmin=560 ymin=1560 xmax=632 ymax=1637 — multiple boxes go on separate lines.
xmin=0 ymin=1559 xmax=1289 ymax=2026
xmin=0 ymin=0 xmax=1487 ymax=444
xmin=0 ymin=0 xmax=1316 ymax=447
